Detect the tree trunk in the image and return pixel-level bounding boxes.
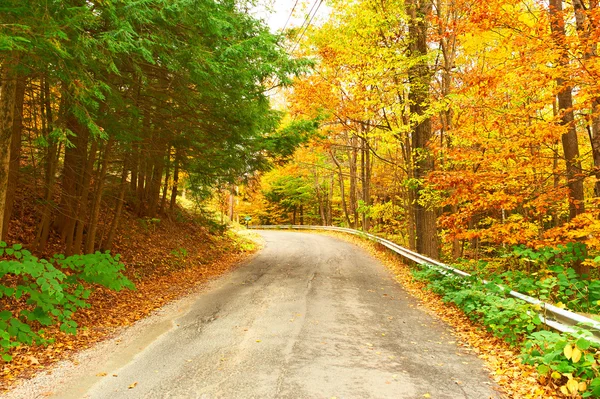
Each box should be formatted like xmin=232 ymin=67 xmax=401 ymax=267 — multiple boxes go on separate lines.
xmin=314 ymin=168 xmax=327 ymax=225
xmin=36 ymin=78 xmax=60 ymax=252
xmin=73 ymin=140 xmax=98 ymax=253
xmin=436 ymin=0 xmax=458 ymax=257
xmin=229 ymin=185 xmax=235 ymax=222
xmin=407 ymin=0 xmax=439 ymax=259
xmin=549 ymin=0 xmax=585 ymax=220
xmin=61 ymin=112 xmax=89 ymax=256
xmin=104 ymin=154 xmax=128 ymax=251
xmin=136 ymin=146 xmax=146 ymax=215
xmin=405 ymin=184 xmax=417 ymax=250
xmin=159 ymin=147 xmax=171 ymax=214
xmin=130 ymin=141 xmax=139 ymax=193
xmin=170 ymin=148 xmax=180 ymax=211
xmin=58 ymin=93 xmax=90 ymax=255
xmin=136 ymin=117 xmax=150 ymax=215
xmin=328 ymin=174 xmax=334 ymax=225
xmin=349 ymin=134 xmax=359 ymax=228
xmin=549 ymin=0 xmax=588 ymax=276
xmin=572 ymin=0 xmax=600 ymax=197
xmin=85 ymin=139 xmax=113 ymax=254
xmin=142 ymin=127 xmax=156 ymax=215
xmin=360 ymin=134 xmax=371 ymax=231
xmin=330 ymin=150 xmax=352 ymax=227
xmin=2 ymin=74 xmax=25 ymax=240
xmin=0 ymin=57 xmax=19 ymax=240
xmin=147 ymin=143 xmax=166 ymax=217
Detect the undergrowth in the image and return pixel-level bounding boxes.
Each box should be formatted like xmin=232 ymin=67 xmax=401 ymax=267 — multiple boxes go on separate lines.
xmin=412 ymin=262 xmax=600 ymax=397
xmin=0 ymin=243 xmax=134 ymax=362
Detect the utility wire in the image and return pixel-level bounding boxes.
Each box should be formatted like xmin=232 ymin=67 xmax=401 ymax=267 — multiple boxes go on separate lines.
xmin=289 ymin=0 xmax=319 ymax=42
xmin=289 ymin=0 xmax=323 ymax=54
xmin=281 ymin=0 xmax=300 ymax=32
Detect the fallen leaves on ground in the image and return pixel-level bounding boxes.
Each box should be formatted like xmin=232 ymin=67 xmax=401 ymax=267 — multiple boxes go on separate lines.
xmin=0 ymin=210 xmax=258 ymax=393
xmin=319 ymin=231 xmax=560 ymax=399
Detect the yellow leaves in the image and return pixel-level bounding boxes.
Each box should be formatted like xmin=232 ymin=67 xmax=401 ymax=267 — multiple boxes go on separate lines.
xmin=572 ymin=347 xmax=582 ymax=363
xmin=561 ymin=378 xmax=584 ymax=396
xmin=551 ymin=371 xmax=562 ymax=380
xmin=564 ymin=343 xmax=573 ymax=360
xmin=128 ymin=381 xmax=138 ymax=389
xmin=563 ymin=344 xmax=582 ymax=363
xmin=558 ymin=371 xmax=588 ymax=396
xmin=517 ymin=10 xmax=538 ymax=29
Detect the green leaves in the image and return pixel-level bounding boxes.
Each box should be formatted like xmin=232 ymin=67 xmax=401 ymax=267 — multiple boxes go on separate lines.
xmin=0 ymin=242 xmax=134 ymax=362
xmin=501 ymin=244 xmax=600 ymax=314
xmin=412 ymin=265 xmax=541 ymax=345
xmin=414 ymin=262 xmax=600 ymax=396
xmin=523 ymin=329 xmax=600 ymax=396
xmin=264 ymin=117 xmax=322 ymax=164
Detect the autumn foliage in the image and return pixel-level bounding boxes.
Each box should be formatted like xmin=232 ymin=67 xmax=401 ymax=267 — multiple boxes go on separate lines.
xmin=250 ymin=0 xmax=600 ymax=270
xmin=236 ymin=1 xmax=600 ymax=396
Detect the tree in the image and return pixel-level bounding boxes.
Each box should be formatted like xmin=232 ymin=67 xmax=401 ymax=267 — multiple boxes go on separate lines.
xmin=0 ymin=0 xmax=308 ymax=255
xmin=406 ymin=0 xmax=439 ymax=259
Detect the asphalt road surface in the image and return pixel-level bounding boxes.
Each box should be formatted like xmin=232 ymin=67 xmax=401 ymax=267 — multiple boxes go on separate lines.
xmin=31 ymin=230 xmax=500 ymax=399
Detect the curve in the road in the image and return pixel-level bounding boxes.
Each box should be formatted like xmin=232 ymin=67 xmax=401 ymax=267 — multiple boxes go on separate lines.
xmin=12 ymin=231 xmax=501 ymax=399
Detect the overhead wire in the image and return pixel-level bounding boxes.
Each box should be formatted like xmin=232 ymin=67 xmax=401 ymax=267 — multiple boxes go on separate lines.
xmin=288 ymin=0 xmax=323 ymax=54
xmin=280 ymin=0 xmax=300 ymax=32
xmin=284 ymin=0 xmax=319 ymax=46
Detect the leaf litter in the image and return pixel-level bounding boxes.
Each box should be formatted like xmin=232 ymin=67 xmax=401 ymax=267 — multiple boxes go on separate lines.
xmin=316 ymin=230 xmax=560 ymax=399
xmin=0 ymin=214 xmax=259 ymax=393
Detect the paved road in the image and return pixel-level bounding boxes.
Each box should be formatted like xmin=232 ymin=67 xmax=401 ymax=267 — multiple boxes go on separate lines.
xmin=52 ymin=231 xmax=499 ymax=398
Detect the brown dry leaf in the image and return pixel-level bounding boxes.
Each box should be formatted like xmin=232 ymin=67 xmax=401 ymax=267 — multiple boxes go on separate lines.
xmin=0 ymin=214 xmax=257 ymax=392
xmin=319 ymin=231 xmax=558 ymax=399
xmin=27 ymin=356 xmax=40 ymax=366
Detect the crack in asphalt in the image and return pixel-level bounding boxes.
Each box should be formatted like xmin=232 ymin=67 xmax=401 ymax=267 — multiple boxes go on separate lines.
xmin=4 ymin=231 xmax=502 ymax=399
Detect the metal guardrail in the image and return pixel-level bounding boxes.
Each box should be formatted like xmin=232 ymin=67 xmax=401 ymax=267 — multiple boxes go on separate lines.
xmin=250 ymin=224 xmax=600 ymax=341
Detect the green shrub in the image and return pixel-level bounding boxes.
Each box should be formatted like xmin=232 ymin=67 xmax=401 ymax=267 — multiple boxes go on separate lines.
xmin=522 ymin=329 xmax=600 ymax=397
xmin=412 ymin=261 xmax=600 ymax=397
xmin=413 ymin=265 xmax=540 ymax=345
xmin=502 ymin=244 xmax=600 ymax=313
xmin=0 ymin=243 xmax=134 ymax=361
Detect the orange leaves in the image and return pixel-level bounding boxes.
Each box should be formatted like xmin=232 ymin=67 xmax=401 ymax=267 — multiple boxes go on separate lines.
xmin=540 ymin=211 xmax=600 ymax=260
xmin=0 ymin=213 xmax=256 ymax=392
xmin=328 ymin=231 xmax=556 ymax=399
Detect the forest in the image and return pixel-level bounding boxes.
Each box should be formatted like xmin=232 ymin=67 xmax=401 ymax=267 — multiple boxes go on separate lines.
xmin=0 ymin=0 xmax=309 ymax=382
xmin=4 ymin=0 xmax=600 ymax=396
xmin=245 ymin=0 xmax=600 ymax=274
xmin=236 ymin=1 xmax=600 ymax=395
xmin=0 ymin=0 xmax=308 ymax=257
